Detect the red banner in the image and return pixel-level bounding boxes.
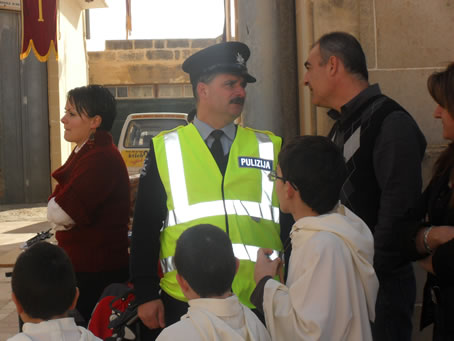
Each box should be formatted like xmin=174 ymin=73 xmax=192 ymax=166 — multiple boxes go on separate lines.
xmin=20 ymin=0 xmax=58 ymax=61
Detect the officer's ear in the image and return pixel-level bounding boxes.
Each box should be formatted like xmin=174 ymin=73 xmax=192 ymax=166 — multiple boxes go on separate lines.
xmin=197 ymin=82 xmax=208 ymax=99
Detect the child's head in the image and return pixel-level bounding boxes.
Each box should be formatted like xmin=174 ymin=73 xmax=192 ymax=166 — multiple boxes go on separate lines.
xmin=277 ymin=135 xmax=347 ymax=214
xmin=174 ymin=224 xmax=237 ymax=298
xmin=11 ymin=242 xmax=78 ymax=320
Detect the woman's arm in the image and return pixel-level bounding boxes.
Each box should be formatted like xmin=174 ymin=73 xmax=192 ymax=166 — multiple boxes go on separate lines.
xmin=47 ymin=197 xmax=75 ymax=228
xmin=415 ymin=225 xmax=454 ymax=255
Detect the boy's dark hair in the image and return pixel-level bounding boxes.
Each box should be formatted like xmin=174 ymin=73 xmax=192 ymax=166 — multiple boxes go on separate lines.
xmin=278 ymin=135 xmax=347 ymax=214
xmin=67 ymin=84 xmax=117 ymax=131
xmin=12 ymin=242 xmax=77 ymax=320
xmin=317 ymin=31 xmax=368 ymax=81
xmin=174 ymin=224 xmax=236 ymax=298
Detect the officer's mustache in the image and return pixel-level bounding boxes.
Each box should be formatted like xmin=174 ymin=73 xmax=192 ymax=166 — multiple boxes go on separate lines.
xmin=230 ymin=97 xmax=245 ymax=105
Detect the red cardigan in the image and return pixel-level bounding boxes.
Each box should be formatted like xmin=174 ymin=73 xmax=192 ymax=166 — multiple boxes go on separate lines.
xmin=51 ymin=131 xmax=130 ymax=272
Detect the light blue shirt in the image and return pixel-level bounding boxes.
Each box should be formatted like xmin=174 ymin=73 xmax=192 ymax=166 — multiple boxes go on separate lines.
xmin=193 ymin=116 xmax=236 ymax=156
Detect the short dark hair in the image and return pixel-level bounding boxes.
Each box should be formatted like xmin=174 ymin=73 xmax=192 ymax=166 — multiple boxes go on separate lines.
xmin=12 ymin=242 xmax=77 ymax=320
xmin=427 ymin=62 xmax=454 ymax=116
xmin=67 ymin=84 xmax=117 ymax=131
xmin=174 ymin=224 xmax=236 ymax=298
xmin=192 ymin=72 xmax=218 ymax=101
xmin=278 ymin=135 xmax=347 ymax=214
xmin=317 ymin=31 xmax=368 ymax=81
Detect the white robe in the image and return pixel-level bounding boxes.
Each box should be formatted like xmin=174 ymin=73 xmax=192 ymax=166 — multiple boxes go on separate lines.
xmin=157 ymin=295 xmax=271 ymax=341
xmin=7 ymin=317 xmax=101 ymax=341
xmin=263 ymin=206 xmax=379 ymax=341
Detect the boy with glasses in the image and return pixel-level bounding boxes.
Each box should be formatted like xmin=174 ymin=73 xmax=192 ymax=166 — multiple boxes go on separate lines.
xmin=252 ymin=135 xmax=379 ymax=340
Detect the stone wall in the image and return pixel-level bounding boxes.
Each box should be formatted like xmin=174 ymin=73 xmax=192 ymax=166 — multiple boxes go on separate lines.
xmin=88 ymin=38 xmax=221 ymax=87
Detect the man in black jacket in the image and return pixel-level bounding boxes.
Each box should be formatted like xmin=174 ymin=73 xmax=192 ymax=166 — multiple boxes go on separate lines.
xmin=303 ymin=31 xmax=427 ymax=341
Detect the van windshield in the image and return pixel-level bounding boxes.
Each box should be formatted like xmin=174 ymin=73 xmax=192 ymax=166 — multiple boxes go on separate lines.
xmin=123 ymin=118 xmax=187 ymax=148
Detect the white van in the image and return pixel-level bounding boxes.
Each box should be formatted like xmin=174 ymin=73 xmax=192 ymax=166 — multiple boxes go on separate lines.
xmin=118 ymin=112 xmax=188 ymax=175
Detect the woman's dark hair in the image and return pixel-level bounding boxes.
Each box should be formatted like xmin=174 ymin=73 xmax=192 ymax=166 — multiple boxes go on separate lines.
xmin=174 ymin=224 xmax=236 ymax=298
xmin=12 ymin=242 xmax=77 ymax=320
xmin=278 ymin=135 xmax=347 ymax=214
xmin=67 ymin=85 xmax=117 ymax=131
xmin=428 ymin=63 xmax=454 ymax=190
xmin=428 ymin=62 xmax=454 ymax=116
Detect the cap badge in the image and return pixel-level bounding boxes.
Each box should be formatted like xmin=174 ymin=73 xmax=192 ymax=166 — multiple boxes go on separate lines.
xmin=236 ymin=53 xmax=245 ymax=66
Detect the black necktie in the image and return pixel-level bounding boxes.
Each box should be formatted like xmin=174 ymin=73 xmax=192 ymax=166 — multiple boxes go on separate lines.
xmin=210 ymin=130 xmax=226 ymax=174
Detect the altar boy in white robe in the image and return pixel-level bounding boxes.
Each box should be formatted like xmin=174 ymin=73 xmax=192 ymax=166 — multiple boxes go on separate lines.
xmin=252 ymin=136 xmax=379 ymax=341
xmin=157 ymin=224 xmax=271 ymax=341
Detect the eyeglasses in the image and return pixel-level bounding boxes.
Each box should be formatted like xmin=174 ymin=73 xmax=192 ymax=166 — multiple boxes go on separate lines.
xmin=268 ymin=170 xmax=285 ymax=182
xmin=268 ymin=170 xmax=297 ymax=190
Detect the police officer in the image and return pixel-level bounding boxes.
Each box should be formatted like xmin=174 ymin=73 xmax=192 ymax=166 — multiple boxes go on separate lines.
xmin=130 ymin=41 xmax=285 ymax=338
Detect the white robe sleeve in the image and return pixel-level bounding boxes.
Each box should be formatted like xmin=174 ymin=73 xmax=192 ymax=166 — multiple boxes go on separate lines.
xmin=262 ymin=232 xmax=355 ymax=341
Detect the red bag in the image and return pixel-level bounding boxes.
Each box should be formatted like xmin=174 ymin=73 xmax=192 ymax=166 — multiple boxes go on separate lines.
xmin=88 ymin=283 xmax=139 ymax=340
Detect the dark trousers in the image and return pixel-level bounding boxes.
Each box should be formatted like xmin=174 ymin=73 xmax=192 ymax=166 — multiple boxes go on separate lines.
xmin=371 ymin=263 xmax=416 ymax=341
xmin=75 ymin=267 xmax=129 ymax=325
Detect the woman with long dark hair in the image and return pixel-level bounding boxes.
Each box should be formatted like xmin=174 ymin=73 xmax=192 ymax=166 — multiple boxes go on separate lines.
xmin=404 ymin=63 xmax=454 ymax=340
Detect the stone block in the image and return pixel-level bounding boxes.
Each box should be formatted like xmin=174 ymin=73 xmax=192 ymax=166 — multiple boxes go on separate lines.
xmin=126 ymin=64 xmax=188 ymax=84
xmin=154 ymin=40 xmax=165 ymax=48
xmin=134 ymin=40 xmax=154 ymax=49
xmin=313 ymin=0 xmax=360 ymax=39
xmin=375 ymin=0 xmax=454 ymax=68
xmin=369 ymin=68 xmax=444 ymax=145
xmin=174 ymin=51 xmax=180 ymax=60
xmin=191 ymin=39 xmax=217 ymax=48
xmin=182 ymin=49 xmax=193 ymax=59
xmin=167 ymin=39 xmax=190 ymax=48
xmin=117 ymin=50 xmax=145 ymax=62
xmin=88 ymin=51 xmax=115 ymax=62
xmin=359 ymin=0 xmax=375 ymax=68
xmin=106 ymin=40 xmax=133 ymax=50
xmin=146 ymin=50 xmax=173 ymax=60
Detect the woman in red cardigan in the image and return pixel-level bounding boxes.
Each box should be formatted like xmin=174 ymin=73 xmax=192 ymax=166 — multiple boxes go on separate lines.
xmin=47 ymin=85 xmax=130 ymax=324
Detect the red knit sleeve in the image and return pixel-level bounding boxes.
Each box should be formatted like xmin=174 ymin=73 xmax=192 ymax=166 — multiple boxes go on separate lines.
xmin=54 ymin=145 xmax=127 ymax=226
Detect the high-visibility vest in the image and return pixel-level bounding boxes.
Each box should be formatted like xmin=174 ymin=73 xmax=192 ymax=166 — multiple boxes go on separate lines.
xmin=154 ymin=124 xmax=283 ymax=307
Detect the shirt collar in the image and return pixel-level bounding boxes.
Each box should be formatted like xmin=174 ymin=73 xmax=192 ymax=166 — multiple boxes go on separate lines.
xmin=327 ymin=84 xmax=381 ymax=123
xmin=193 ymin=116 xmax=236 ymax=142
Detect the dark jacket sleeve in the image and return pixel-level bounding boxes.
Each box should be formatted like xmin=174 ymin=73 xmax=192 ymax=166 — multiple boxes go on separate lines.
xmin=399 ymin=182 xmax=432 ymax=262
xmin=372 ymin=111 xmax=426 ymax=273
xmin=250 ymin=276 xmax=273 ymax=314
xmin=432 ymin=239 xmax=454 ymax=283
xmin=130 ymin=140 xmax=168 ymax=305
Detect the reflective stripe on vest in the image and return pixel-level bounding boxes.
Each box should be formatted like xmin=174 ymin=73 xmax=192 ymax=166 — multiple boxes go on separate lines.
xmin=164 ymin=130 xmax=279 ymax=227
xmin=161 ymin=243 xmax=281 ymax=274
